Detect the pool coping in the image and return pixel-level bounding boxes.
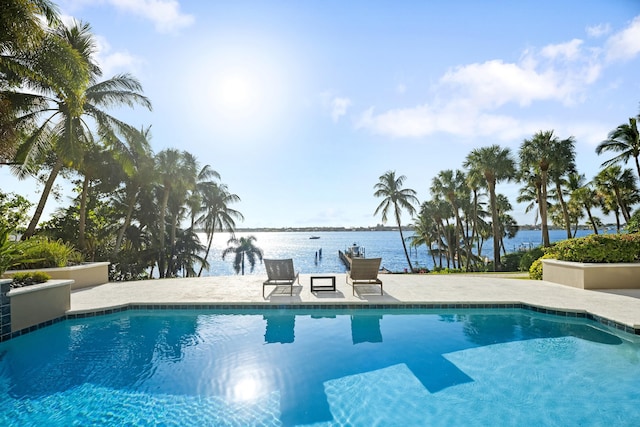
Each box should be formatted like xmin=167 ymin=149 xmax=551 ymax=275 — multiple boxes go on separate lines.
xmin=4 ymin=273 xmax=640 ymax=341
xmin=4 ymin=300 xmax=637 ymax=342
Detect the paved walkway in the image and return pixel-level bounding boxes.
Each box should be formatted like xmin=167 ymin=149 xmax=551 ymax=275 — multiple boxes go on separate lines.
xmin=70 ymin=273 xmax=640 ymax=331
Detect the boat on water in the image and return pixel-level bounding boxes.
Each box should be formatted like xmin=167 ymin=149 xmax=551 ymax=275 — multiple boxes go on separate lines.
xmin=309 ymin=236 xmax=320 ymax=239
xmin=338 ymin=243 xmax=365 ymax=269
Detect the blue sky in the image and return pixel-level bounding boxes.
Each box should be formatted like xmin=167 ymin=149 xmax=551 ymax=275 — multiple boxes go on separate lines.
xmin=3 ymin=0 xmax=640 ymax=228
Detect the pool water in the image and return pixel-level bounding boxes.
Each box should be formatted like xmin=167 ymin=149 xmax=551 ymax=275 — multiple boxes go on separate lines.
xmin=1 ymin=309 xmax=639 ymax=426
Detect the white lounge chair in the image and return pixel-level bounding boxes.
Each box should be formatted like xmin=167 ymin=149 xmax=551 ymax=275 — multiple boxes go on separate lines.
xmin=263 ymin=258 xmax=300 ymax=298
xmin=347 ymin=257 xmax=383 ymax=296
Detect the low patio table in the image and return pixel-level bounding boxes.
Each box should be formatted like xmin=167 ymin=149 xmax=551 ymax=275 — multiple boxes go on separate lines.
xmin=310 ymin=276 xmax=336 ymax=292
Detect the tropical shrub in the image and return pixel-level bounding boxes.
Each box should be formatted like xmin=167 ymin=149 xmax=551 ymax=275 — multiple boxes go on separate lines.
xmin=501 ymin=252 xmax=523 ymax=272
xmin=627 ymin=209 xmax=640 ymax=233
xmin=10 ymin=271 xmax=51 ymax=287
xmin=11 ymin=238 xmax=82 ymax=269
xmin=519 ymin=247 xmax=544 ymax=272
xmin=545 ymin=234 xmax=640 ymax=263
xmin=0 ymin=225 xmax=18 ymax=275
xmin=529 ymin=254 xmax=554 ymax=280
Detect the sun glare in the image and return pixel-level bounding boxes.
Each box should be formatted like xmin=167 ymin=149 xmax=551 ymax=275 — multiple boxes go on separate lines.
xmin=185 ymin=41 xmax=298 ymax=141
xmin=216 ymin=72 xmax=255 ymax=113
xmin=232 ymin=377 xmax=261 ymax=402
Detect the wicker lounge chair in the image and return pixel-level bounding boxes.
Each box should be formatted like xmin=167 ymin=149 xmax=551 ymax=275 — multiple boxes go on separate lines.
xmin=346 ymin=257 xmax=383 ymax=296
xmin=263 ymin=258 xmax=300 ymax=298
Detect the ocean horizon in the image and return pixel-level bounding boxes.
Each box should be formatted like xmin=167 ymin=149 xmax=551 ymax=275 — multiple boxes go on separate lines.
xmin=197 ymin=228 xmax=600 ymax=276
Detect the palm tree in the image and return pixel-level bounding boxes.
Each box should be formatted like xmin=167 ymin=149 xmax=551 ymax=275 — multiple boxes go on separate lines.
xmin=10 ymin=21 xmax=151 ymax=239
xmin=596 ymin=115 xmax=640 ymax=181
xmin=420 ymin=198 xmax=452 ymax=269
xmin=594 ymin=165 xmax=638 ymax=224
xmin=196 ymin=182 xmax=243 ymax=276
xmin=111 ymin=126 xmax=155 ymax=257
xmin=154 ymin=149 xmax=195 ymax=277
xmin=409 ymin=206 xmax=439 ymax=269
xmin=463 ymin=144 xmax=515 ymax=271
xmin=222 ymin=235 xmax=263 ymax=275
xmin=518 ymin=130 xmax=560 ymax=246
xmin=548 ymin=137 xmax=577 ymax=239
xmin=187 ymin=164 xmax=221 ymax=228
xmin=373 ymin=170 xmax=419 ymax=272
xmin=430 ymin=169 xmax=470 ymax=269
xmin=0 ymin=1 xmax=85 ymax=160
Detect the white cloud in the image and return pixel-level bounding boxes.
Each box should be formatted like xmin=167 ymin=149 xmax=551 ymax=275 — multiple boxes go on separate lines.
xmin=94 ymin=35 xmax=142 ymax=76
xmin=586 ymin=23 xmax=611 ymax=38
xmin=320 ymin=92 xmax=352 ymax=122
xmin=541 ymin=39 xmax=584 ymax=61
xmin=62 ymin=0 xmax=194 ymax=33
xmin=605 ymin=16 xmax=640 ymax=62
xmin=355 ymin=103 xmax=524 ymax=141
xmin=355 ymin=25 xmax=617 ymax=140
xmin=330 ymin=97 xmax=352 ymax=122
xmin=109 ymin=0 xmax=194 ymax=33
xmin=396 ymin=83 xmax=407 ymax=94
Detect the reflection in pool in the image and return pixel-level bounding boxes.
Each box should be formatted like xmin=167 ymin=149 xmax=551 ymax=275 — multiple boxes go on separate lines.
xmin=0 ymin=309 xmax=637 ymax=426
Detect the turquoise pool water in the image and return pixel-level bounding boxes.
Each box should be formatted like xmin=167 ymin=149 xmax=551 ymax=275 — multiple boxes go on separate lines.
xmin=0 ymin=309 xmax=639 ymax=426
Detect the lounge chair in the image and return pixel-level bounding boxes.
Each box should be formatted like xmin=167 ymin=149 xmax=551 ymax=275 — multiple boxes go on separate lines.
xmin=346 ymin=257 xmax=383 ymax=296
xmin=263 ymin=258 xmax=300 ymax=298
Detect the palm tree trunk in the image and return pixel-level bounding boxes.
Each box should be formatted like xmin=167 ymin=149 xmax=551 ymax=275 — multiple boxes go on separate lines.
xmin=489 ymin=181 xmax=501 ymax=272
xmin=113 ymin=191 xmax=138 ymax=257
xmin=23 ymin=159 xmax=63 ymax=239
xmin=555 ymin=181 xmax=572 ymax=239
xmin=166 ymin=212 xmax=179 ymax=277
xmin=585 ymin=206 xmax=598 ymax=234
xmin=78 ymin=175 xmax=89 ymax=253
xmin=395 ymin=211 xmax=413 ymax=272
xmin=540 ymin=172 xmax=550 ymax=247
xmin=158 ymin=188 xmax=170 ymax=278
xmin=198 ymin=233 xmax=214 ymax=277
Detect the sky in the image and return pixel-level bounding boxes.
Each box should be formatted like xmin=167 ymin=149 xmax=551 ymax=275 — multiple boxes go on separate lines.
xmin=2 ymin=0 xmax=640 ymax=228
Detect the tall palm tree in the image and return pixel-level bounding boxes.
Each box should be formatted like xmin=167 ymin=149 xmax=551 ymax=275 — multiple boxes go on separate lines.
xmin=410 ymin=205 xmax=439 ymax=268
xmin=187 ymin=164 xmax=221 ymax=229
xmin=222 ymin=235 xmax=263 ymax=275
xmin=594 ymin=165 xmax=638 ymax=224
xmin=154 ymin=148 xmax=193 ymax=277
xmin=463 ymin=144 xmax=515 ymax=271
xmin=420 ymin=198 xmax=452 ymax=269
xmin=518 ymin=130 xmax=560 ymax=246
xmin=373 ymin=170 xmax=419 ymax=272
xmin=196 ymin=182 xmax=243 ymax=276
xmin=548 ymin=137 xmax=576 ymax=239
xmin=0 ymin=1 xmax=86 ymax=161
xmin=10 ymin=21 xmax=151 ymax=239
xmin=430 ymin=169 xmax=470 ymax=269
xmin=596 ymin=115 xmax=640 ymax=181
xmin=112 ymin=126 xmax=155 ymax=256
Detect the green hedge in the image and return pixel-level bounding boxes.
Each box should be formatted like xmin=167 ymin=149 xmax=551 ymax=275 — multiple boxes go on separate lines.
xmin=544 ymin=233 xmax=640 ymax=263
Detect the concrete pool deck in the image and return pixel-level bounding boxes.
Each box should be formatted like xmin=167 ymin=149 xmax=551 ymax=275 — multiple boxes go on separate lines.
xmin=70 ymin=273 xmax=640 ymax=333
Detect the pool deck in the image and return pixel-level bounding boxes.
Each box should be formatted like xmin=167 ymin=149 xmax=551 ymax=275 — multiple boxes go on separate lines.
xmin=70 ymin=273 xmax=640 ymax=332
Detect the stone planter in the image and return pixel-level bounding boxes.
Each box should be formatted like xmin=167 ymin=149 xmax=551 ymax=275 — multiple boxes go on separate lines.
xmin=7 ymin=279 xmax=74 ymax=332
xmin=3 ymin=261 xmax=109 ymax=290
xmin=542 ymin=259 xmax=640 ymax=289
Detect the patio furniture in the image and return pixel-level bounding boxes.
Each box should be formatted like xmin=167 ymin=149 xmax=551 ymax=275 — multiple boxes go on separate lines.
xmin=346 ymin=257 xmax=383 ymax=296
xmin=263 ymin=259 xmax=300 ymax=298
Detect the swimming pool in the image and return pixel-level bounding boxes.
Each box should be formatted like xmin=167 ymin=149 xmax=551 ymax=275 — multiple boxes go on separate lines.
xmin=1 ymin=308 xmax=639 ymax=426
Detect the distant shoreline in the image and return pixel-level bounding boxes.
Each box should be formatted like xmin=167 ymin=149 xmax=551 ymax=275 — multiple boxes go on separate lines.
xmin=204 ymin=225 xmax=604 ymax=233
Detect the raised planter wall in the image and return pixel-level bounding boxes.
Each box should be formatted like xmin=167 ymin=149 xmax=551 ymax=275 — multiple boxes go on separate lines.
xmin=7 ymin=279 xmax=73 ymax=332
xmin=3 ymin=262 xmax=109 ymax=290
xmin=1 ymin=279 xmax=11 ymax=340
xmin=542 ymin=259 xmax=640 ymax=289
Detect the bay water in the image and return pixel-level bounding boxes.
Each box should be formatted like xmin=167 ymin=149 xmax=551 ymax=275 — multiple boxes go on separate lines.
xmin=198 ymin=228 xmax=597 ymax=276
